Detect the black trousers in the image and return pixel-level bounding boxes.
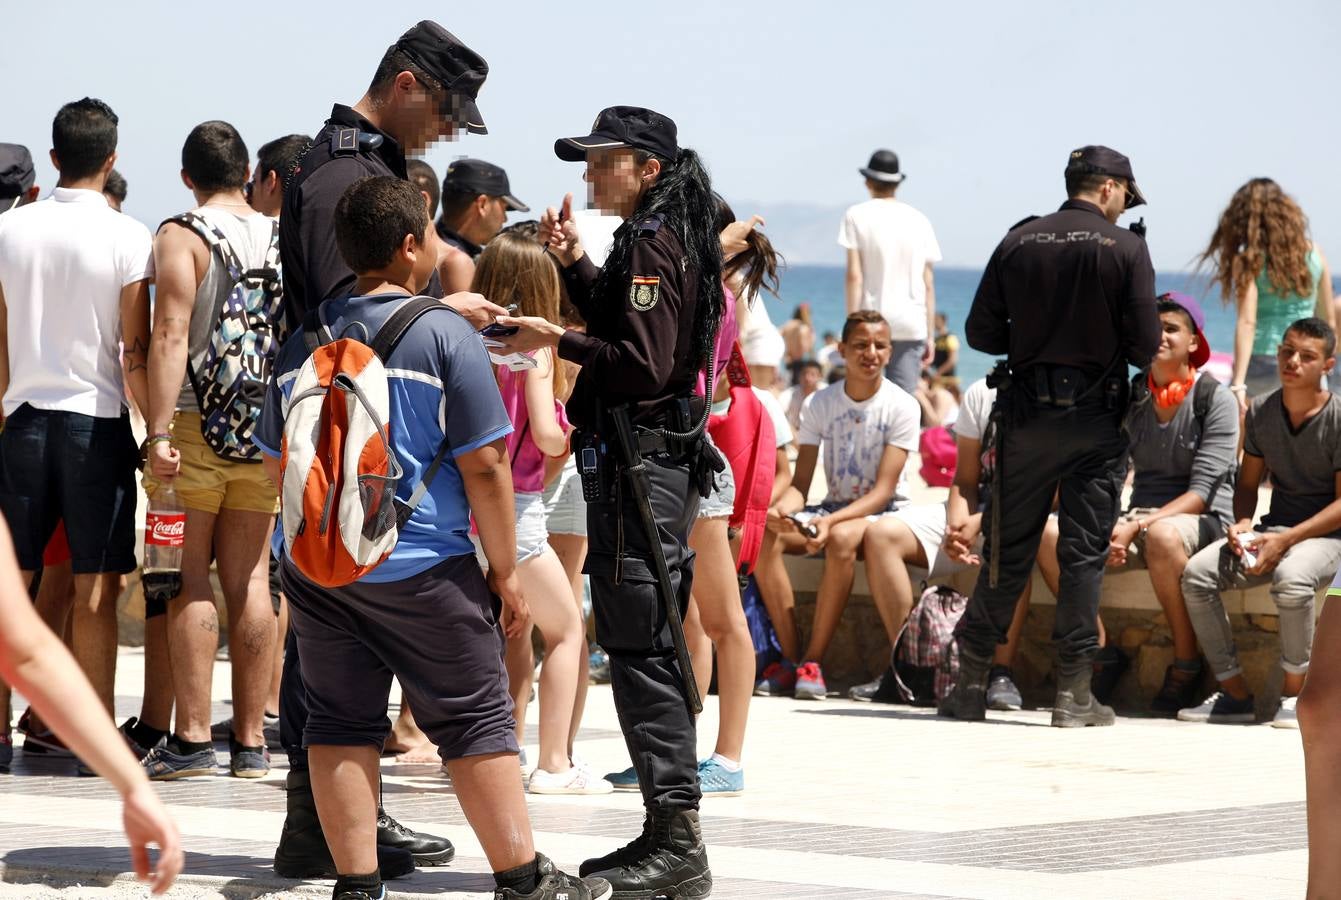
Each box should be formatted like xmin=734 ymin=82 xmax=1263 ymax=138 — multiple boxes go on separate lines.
xmin=585 ymin=452 xmax=701 ymax=811
xmin=958 ymin=399 xmax=1128 ymax=674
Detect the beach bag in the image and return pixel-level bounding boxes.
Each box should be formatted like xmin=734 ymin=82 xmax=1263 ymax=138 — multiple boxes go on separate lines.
xmin=280 ymin=296 xmax=450 ymax=587
xmin=166 ymin=212 xmax=285 ymax=462
xmin=707 ymin=341 xmax=775 ymax=576
xmin=892 ymin=584 xmax=969 ymax=705
xmin=918 ymin=425 xmax=957 ymax=488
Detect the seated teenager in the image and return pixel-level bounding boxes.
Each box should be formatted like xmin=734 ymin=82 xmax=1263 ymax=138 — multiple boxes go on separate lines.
xmin=769 ymin=310 xmax=920 ymax=700
xmin=1179 ymin=317 xmax=1341 ymax=728
xmin=255 ymin=176 xmax=605 ymax=900
xmin=1033 ymin=293 xmax=1238 ymax=714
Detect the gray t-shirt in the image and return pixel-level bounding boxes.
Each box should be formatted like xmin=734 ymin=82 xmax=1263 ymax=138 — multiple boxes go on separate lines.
xmin=1244 ymin=391 xmax=1341 ymax=533
xmin=1126 ymin=374 xmax=1239 ymax=527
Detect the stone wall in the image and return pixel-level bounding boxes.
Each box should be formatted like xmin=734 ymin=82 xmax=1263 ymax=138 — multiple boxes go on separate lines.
xmin=785 ymin=558 xmax=1314 ymax=716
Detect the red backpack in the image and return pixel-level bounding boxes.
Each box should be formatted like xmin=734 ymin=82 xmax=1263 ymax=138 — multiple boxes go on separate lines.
xmin=707 ymin=342 xmax=775 ymax=576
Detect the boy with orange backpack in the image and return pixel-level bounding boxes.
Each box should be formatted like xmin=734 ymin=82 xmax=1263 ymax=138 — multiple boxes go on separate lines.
xmin=255 ymin=176 xmax=609 ymax=900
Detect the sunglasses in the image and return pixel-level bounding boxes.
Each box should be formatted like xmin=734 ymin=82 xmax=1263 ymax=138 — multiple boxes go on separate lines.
xmin=413 ymin=74 xmax=470 ymax=128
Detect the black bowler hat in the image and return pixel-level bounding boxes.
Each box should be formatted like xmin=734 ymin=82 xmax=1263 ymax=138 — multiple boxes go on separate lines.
xmin=555 ymin=106 xmax=679 ymax=162
xmin=393 ymin=21 xmax=490 ymax=135
xmin=443 ymin=158 xmax=529 ymax=212
xmin=859 ymin=149 xmax=905 ymax=184
xmin=1066 ymin=145 xmax=1146 ymax=208
xmin=0 ymin=143 xmax=35 ymax=210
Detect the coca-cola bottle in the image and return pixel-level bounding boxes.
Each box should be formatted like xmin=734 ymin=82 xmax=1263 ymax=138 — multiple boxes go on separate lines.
xmin=143 ymin=483 xmax=185 ymax=605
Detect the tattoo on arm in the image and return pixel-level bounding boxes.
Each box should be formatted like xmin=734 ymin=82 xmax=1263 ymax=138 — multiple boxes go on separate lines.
xmin=125 ymin=336 xmax=148 ymax=373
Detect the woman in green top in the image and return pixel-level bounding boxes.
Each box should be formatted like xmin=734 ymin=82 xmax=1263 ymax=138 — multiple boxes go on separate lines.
xmin=1200 ymin=177 xmax=1334 ymax=410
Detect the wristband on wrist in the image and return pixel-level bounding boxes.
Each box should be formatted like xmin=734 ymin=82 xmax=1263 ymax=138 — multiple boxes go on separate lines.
xmin=147 ymin=433 xmax=173 ymax=446
xmin=1229 ymin=384 xmax=1247 ymax=394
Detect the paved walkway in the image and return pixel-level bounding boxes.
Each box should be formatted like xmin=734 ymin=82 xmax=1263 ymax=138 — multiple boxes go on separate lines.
xmin=0 ymin=648 xmax=1307 ymax=899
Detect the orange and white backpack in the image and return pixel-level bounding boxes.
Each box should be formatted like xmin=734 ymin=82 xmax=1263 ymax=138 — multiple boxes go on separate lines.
xmin=279 ymin=296 xmax=450 ymax=587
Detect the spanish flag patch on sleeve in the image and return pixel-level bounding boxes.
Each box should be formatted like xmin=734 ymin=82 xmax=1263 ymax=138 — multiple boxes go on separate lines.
xmin=629 ymin=275 xmax=660 ymax=311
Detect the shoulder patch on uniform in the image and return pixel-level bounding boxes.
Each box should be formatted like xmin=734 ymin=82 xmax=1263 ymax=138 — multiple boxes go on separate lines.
xmin=333 ymin=127 xmax=359 ymax=156
xmin=635 ymin=214 xmax=665 ymax=236
xmin=630 ymin=275 xmax=660 ymax=311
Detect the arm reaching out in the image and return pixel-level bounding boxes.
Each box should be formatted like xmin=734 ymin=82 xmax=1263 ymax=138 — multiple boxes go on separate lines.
xmin=0 ymin=518 xmax=183 ymax=893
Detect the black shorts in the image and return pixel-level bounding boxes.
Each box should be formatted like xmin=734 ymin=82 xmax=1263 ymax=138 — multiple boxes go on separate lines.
xmin=280 ymin=553 xmax=517 ymax=759
xmin=0 ymin=405 xmax=139 ymax=575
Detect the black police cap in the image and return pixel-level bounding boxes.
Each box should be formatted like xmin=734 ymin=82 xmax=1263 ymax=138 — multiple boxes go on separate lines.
xmin=1066 ymin=145 xmax=1146 ymax=208
xmin=393 ymin=21 xmax=490 ymax=135
xmin=443 ymin=158 xmax=529 ymax=212
xmin=555 ymin=106 xmax=679 ymax=163
xmin=0 ymin=143 xmax=35 ymax=205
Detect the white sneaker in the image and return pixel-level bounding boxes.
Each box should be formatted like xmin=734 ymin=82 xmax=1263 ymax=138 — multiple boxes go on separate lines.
xmin=1271 ymin=695 xmax=1299 ymax=729
xmin=528 ymin=764 xmax=614 ymax=795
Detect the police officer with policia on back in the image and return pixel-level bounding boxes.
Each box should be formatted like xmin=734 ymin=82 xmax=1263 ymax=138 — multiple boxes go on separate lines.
xmin=497 ymin=106 xmax=723 ymax=899
xmin=938 ymin=146 xmax=1160 ymax=727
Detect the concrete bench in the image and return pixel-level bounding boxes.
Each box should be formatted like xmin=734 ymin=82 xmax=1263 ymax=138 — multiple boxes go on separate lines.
xmin=780 ymin=555 xmax=1321 ymax=715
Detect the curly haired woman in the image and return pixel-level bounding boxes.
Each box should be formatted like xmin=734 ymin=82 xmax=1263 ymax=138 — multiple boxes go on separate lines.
xmin=1200 ymin=178 xmax=1334 ymax=410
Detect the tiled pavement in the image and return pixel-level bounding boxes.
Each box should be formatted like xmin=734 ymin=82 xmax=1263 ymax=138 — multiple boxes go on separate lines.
xmin=0 ymin=648 xmax=1309 ymax=898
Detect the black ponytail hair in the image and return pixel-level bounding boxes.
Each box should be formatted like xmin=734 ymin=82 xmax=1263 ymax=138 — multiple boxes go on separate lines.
xmin=594 ymin=148 xmax=724 ymax=369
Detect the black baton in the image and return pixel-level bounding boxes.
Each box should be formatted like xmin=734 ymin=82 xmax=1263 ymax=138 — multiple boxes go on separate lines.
xmin=608 ymin=404 xmax=704 ymax=715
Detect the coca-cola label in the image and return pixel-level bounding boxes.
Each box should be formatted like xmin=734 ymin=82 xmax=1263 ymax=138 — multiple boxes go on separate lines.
xmin=146 ymin=512 xmax=186 ymax=548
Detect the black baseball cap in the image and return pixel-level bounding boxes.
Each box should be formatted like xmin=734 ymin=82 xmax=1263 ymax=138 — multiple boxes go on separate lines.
xmin=859 ymin=148 xmax=905 ymax=184
xmin=0 ymin=143 xmax=35 ymax=210
xmin=442 ymin=158 xmax=529 ymax=212
xmin=555 ymin=106 xmax=678 ymax=162
xmin=1066 ymin=145 xmax=1146 ymax=208
xmin=392 ymin=21 xmax=490 ymax=135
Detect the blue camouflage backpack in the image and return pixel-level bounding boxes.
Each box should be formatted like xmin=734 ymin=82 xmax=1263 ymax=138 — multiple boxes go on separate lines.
xmin=167 ymin=212 xmax=285 ymax=462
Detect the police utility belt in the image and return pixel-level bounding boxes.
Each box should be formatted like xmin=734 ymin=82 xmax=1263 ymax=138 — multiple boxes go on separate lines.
xmin=989 ymin=361 xmax=1125 ymax=411
xmin=573 ymin=398 xmax=720 ymax=504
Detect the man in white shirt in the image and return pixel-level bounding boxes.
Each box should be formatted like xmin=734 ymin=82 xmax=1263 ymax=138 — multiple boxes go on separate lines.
xmin=839 ymin=149 xmax=942 ymax=394
xmin=769 ymin=311 xmax=921 ymax=700
xmin=0 ymin=98 xmax=153 ymax=741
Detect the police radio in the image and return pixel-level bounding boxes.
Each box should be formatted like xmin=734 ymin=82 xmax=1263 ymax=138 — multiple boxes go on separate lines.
xmin=1129 ymin=217 xmax=1147 ymax=240
xmin=577 ymin=432 xmax=609 ymax=503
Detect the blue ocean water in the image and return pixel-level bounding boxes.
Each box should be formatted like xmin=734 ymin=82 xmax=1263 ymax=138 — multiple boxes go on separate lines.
xmin=768 ymin=265 xmax=1247 ymax=387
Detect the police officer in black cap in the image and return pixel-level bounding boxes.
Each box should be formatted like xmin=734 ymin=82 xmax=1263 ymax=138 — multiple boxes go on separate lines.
xmin=436 ymin=157 xmax=529 ymax=292
xmin=279 ymin=19 xmax=504 ymax=331
xmin=273 ymin=20 xmax=504 ymax=879
xmin=939 ymin=145 xmax=1160 ymax=727
xmin=498 ymin=105 xmax=723 ymax=899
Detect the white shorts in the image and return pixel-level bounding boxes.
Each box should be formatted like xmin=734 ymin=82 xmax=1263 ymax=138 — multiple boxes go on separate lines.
xmin=889 ymin=502 xmax=978 ymax=579
xmin=474 ymin=490 xmax=551 ymax=568
xmin=698 ymin=434 xmax=736 ymax=520
xmin=542 ymin=454 xmax=587 ymax=538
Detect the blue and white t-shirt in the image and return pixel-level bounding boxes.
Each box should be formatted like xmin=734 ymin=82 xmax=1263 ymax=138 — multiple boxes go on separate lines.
xmin=255 ymin=293 xmax=511 ymax=583
xmin=796 ymin=378 xmax=920 ymax=508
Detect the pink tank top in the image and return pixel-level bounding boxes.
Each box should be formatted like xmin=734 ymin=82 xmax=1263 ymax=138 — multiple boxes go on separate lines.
xmin=697 ymin=285 xmax=738 ymax=395
xmin=499 ymin=356 xmax=569 ymax=494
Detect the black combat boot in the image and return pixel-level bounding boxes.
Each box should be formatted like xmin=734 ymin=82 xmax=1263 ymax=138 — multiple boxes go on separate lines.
xmin=579 ymin=814 xmax=652 ymax=877
xmin=587 ymin=808 xmax=711 ymax=899
xmin=376 ymin=804 xmax=456 ymax=866
xmin=936 ymin=644 xmax=993 ymax=721
xmin=1051 ymin=666 xmax=1116 ymax=728
xmin=273 ymin=770 xmax=415 ymax=879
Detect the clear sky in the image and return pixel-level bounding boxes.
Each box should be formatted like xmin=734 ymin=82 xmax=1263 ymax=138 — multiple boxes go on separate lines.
xmin=6 ymin=0 xmax=1339 ymax=271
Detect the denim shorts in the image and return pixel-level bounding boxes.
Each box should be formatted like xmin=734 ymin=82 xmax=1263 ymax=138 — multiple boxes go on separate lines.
xmin=542 ymin=454 xmax=587 ymax=538
xmin=697 ymin=451 xmax=737 ymax=520
xmin=0 ymin=404 xmax=139 ymax=574
xmin=473 ymin=490 xmax=551 ymax=567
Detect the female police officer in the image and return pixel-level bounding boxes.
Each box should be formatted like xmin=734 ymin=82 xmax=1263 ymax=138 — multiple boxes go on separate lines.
xmin=498 ymin=105 xmax=722 ymax=899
